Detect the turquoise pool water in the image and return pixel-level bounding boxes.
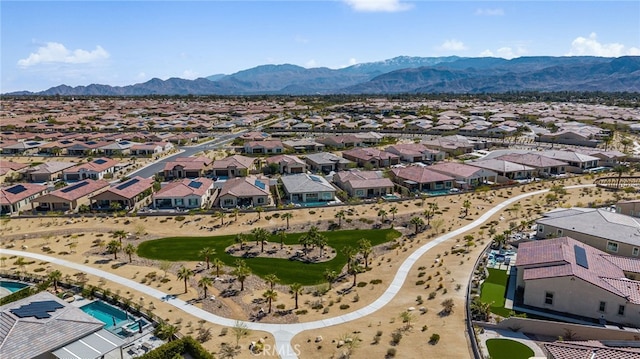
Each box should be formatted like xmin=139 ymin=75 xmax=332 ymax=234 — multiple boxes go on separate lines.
xmin=427 ymin=189 xmax=452 ymax=196
xmin=81 ymin=301 xmax=131 ymax=331
xmin=0 ymin=281 xmax=29 ymax=293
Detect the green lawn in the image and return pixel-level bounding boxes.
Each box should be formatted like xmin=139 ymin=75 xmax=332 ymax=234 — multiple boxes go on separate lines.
xmin=480 ymin=268 xmax=511 ymax=317
xmin=486 ymin=339 xmax=534 ymax=359
xmin=137 ymin=228 xmax=401 ymax=285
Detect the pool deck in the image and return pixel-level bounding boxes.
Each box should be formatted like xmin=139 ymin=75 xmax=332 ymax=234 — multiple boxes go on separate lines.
xmin=477 ymin=328 xmax=546 ymax=358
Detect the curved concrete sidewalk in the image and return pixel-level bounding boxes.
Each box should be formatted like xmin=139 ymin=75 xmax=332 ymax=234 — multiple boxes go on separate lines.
xmin=0 ymin=184 xmax=593 ymax=358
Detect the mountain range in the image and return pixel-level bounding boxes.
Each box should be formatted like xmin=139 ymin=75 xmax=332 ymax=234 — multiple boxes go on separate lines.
xmin=7 ymin=55 xmax=640 ymax=96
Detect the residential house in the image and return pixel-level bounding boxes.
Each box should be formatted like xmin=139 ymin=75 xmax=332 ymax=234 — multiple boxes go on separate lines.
xmin=385 ymin=143 xmax=445 ymax=163
xmin=163 ymin=156 xmax=212 ymax=180
xmin=244 ymin=140 xmax=284 ymax=154
xmin=282 ymin=139 xmax=325 ymax=153
xmin=0 ymin=292 xmax=125 ymax=359
xmin=541 ymin=150 xmax=600 ymax=173
xmin=217 ymin=176 xmax=271 ymax=208
xmin=333 ymin=170 xmax=394 ymax=198
xmin=1 ymin=140 xmax=46 ymax=155
xmin=353 ymin=132 xmax=384 ymax=144
xmin=0 ymin=183 xmax=48 ymax=215
xmin=390 ymin=166 xmax=454 ymax=192
xmin=536 ymin=127 xmax=603 ymax=147
xmin=21 ymin=161 xmax=76 ymax=182
xmin=342 ymin=148 xmax=400 ymax=168
xmin=265 ymin=154 xmax=306 ymax=174
xmin=305 ymin=152 xmax=353 ymax=173
xmin=536 ymin=207 xmax=640 ymax=258
xmin=153 ymin=177 xmax=215 ymax=209
xmin=545 ymin=340 xmax=640 ymax=359
xmin=428 ymin=162 xmax=498 ymax=189
xmin=63 ymin=157 xmax=119 ymax=181
xmin=281 ymin=173 xmax=337 ymax=204
xmin=98 ymin=140 xmax=138 ymax=156
xmin=89 ymin=176 xmax=154 ymax=211
xmin=66 ymin=140 xmax=109 ymax=156
xmin=239 ymin=131 xmax=270 ymax=142
xmin=422 ymin=135 xmax=484 ymax=156
xmin=615 ymin=199 xmax=640 ymax=218
xmin=316 ymin=135 xmax=363 ymax=149
xmin=130 ymin=142 xmax=174 ymax=156
xmin=468 ymin=159 xmax=534 ymax=181
xmin=211 ymin=155 xmax=255 ymax=178
xmin=495 ymin=153 xmax=568 ymax=177
xmin=33 ymin=179 xmax=109 ymax=211
xmin=575 ymin=148 xmax=626 ymax=168
xmin=0 ymin=160 xmax=28 ymax=180
xmin=38 ymin=139 xmax=76 ymax=156
xmin=515 ymin=237 xmax=640 ymax=325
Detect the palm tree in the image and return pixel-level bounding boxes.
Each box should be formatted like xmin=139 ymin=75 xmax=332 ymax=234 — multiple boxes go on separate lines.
xmin=410 ymin=216 xmax=424 ymax=234
xmin=470 ymin=297 xmax=492 ymax=321
xmin=48 ymin=270 xmax=62 ymax=292
xmin=219 ymin=344 xmax=240 ymax=359
xmin=110 ymin=202 xmax=123 ymax=212
xmin=290 ymin=282 xmax=303 ymax=309
xmin=232 ymin=208 xmax=240 ymax=222
xmin=278 ymin=230 xmax=287 ymax=250
xmin=299 ymin=225 xmax=322 ymax=256
xmin=493 ymin=233 xmax=507 ymax=250
xmin=614 ymin=165 xmax=629 ymax=189
xmin=234 ymin=233 xmax=247 ymax=251
xmin=357 ymin=238 xmax=372 ymax=269
xmin=251 ymin=227 xmax=269 ymax=253
xmin=215 ymin=211 xmax=226 ymax=225
xmin=463 ymin=199 xmax=471 ymax=217
xmin=211 ymin=258 xmax=224 ymax=277
xmin=621 ymin=137 xmax=633 ymax=154
xmin=232 ymin=261 xmax=251 ymax=291
xmin=177 ymin=266 xmax=194 ymax=294
xmin=198 ymin=247 xmax=216 ymax=269
xmin=262 ymin=289 xmax=278 ymax=313
xmin=124 ymin=243 xmax=137 ymax=263
xmin=314 ymin=233 xmax=328 ymax=258
xmin=348 ymin=258 xmax=363 ymax=287
xmin=198 ymin=276 xmax=213 ymax=299
xmin=389 ymin=206 xmax=398 ymax=221
xmin=324 ymin=269 xmax=338 ymax=289
xmin=424 ymin=202 xmax=439 ymax=226
xmin=377 ymin=209 xmax=387 ymax=222
xmin=282 ymin=212 xmax=293 ymax=229
xmin=113 ymin=230 xmax=127 ymax=245
xmin=107 ymin=240 xmax=121 ymax=260
xmin=335 ymin=210 xmax=346 ymax=227
xmin=255 ymin=206 xmax=264 ymax=219
xmin=264 ymin=273 xmax=279 ymax=289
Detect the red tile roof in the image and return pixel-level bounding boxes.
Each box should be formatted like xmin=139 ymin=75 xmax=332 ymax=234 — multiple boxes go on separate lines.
xmin=391 ymin=166 xmax=454 ymax=184
xmin=37 ymin=179 xmax=109 ymax=202
xmin=154 ymin=178 xmax=213 ymax=198
xmin=0 ymin=183 xmax=47 ymax=205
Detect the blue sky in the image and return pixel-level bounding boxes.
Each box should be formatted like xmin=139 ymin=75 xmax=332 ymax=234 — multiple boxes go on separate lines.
xmin=2 ymin=0 xmax=639 ymax=92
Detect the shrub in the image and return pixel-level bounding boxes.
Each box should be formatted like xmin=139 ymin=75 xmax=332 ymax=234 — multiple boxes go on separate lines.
xmin=386 ymin=348 xmax=397 ymax=357
xmin=428 ymin=291 xmax=437 ymax=300
xmin=339 ymin=304 xmax=350 ymax=310
xmin=174 ymin=216 xmax=186 ymax=221
xmin=429 ymin=333 xmax=440 ymax=345
xmin=370 ymin=279 xmax=383 ymax=285
xmin=295 ymin=309 xmax=308 ymax=315
xmin=357 ymin=281 xmax=367 ymax=288
xmin=390 ymin=330 xmax=403 ymax=345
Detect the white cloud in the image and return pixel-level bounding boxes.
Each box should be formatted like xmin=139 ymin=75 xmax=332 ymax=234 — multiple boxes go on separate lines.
xmin=305 ymin=59 xmax=318 ymax=68
xmin=295 ymin=35 xmax=309 ymax=44
xmin=479 ymin=46 xmax=527 ymax=59
xmin=17 ymin=42 xmax=109 ymax=68
xmin=567 ymin=33 xmax=640 ymax=57
xmin=182 ymin=70 xmax=198 ymax=79
xmin=343 ymin=0 xmax=412 ymax=12
xmin=438 ymin=39 xmax=467 ymax=52
xmin=475 ymin=8 xmax=504 ymax=16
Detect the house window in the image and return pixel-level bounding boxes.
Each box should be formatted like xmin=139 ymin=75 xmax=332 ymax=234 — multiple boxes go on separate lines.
xmin=599 ymin=301 xmax=606 ymax=312
xmin=618 ymin=305 xmax=625 ymax=316
xmin=188 ymin=198 xmax=198 ymax=206
xmin=223 ymin=199 xmax=234 ymax=206
xmin=607 ymin=241 xmax=619 ymax=253
xmin=538 ymin=225 xmax=544 ymax=233
xmin=557 ymin=229 xmax=563 ymax=236
xmin=257 ymin=197 xmax=264 ymax=204
xmin=544 ymin=292 xmax=554 ymax=305
xmin=633 ymin=247 xmax=639 ymax=257
xmin=355 ymin=190 xmax=364 ymax=197
xmin=175 ymin=199 xmax=184 ymax=206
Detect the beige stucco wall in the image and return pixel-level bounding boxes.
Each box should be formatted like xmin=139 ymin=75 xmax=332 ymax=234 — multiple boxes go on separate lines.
xmin=523 ymin=276 xmax=640 ymax=326
xmin=536 ymin=225 xmax=640 ymax=258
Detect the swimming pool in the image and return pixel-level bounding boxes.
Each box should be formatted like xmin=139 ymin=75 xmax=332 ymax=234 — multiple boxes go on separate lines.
xmin=80 ymin=301 xmax=131 ymax=331
xmin=0 ymin=281 xmax=29 ymax=298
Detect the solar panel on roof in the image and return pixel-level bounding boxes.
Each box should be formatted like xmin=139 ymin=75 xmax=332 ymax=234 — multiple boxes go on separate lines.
xmin=60 ymin=140 xmax=73 ymax=144
xmin=574 ymin=245 xmax=589 ymax=269
xmin=86 ymin=141 xmax=97 ymax=145
xmin=115 ymin=178 xmax=140 ymax=191
xmin=26 ymin=142 xmax=39 ymax=146
xmin=188 ymin=181 xmax=202 ymax=189
xmin=60 ymin=181 xmax=89 ymax=193
xmin=10 ymin=300 xmax=64 ymax=319
xmin=93 ymin=159 xmax=107 ymax=165
xmin=5 ymin=185 xmax=27 ymax=195
xmin=309 ymin=175 xmax=323 ymax=183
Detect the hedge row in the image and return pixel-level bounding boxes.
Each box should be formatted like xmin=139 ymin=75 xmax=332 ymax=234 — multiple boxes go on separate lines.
xmin=138 ymin=336 xmax=213 ymax=359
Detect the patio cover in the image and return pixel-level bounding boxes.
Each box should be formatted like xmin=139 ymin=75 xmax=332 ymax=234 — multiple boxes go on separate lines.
xmin=52 ymin=329 xmax=124 ymax=359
